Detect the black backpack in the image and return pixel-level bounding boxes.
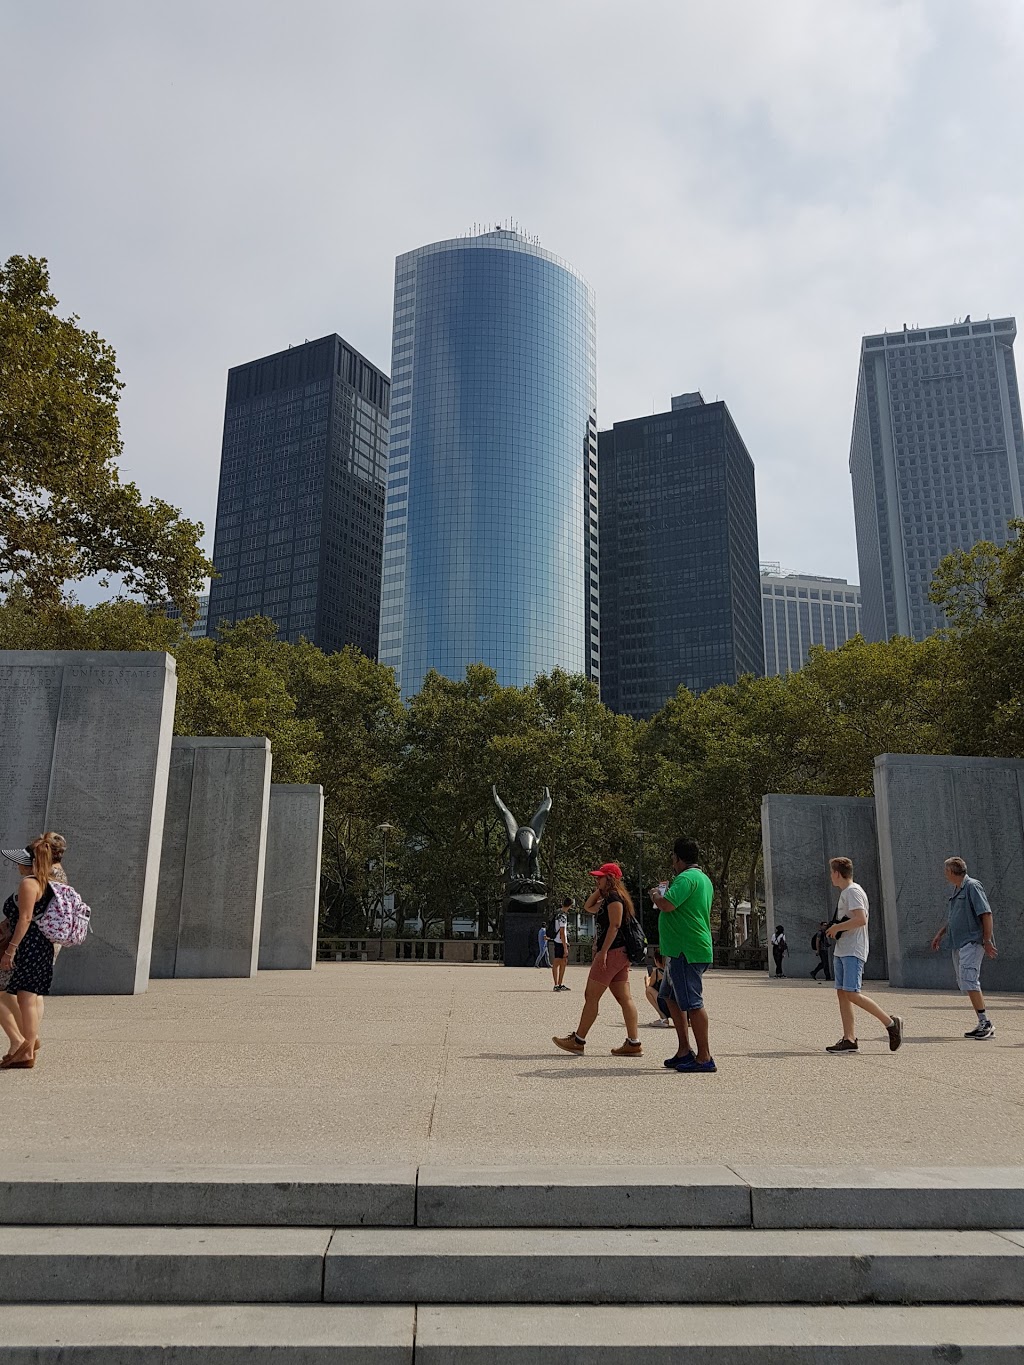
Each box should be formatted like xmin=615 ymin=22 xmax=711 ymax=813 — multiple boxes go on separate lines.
xmin=621 ymin=911 xmax=649 ymax=967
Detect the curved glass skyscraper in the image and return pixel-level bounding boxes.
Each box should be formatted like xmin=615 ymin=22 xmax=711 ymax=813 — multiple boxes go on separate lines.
xmin=378 ymin=228 xmax=598 ymax=697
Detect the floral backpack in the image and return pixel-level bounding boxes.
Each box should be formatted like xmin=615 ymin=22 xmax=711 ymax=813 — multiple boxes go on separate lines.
xmin=36 ymin=882 xmax=92 ymax=946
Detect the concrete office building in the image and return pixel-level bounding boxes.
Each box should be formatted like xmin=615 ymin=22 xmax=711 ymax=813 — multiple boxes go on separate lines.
xmin=850 ymin=316 xmax=1024 ymax=642
xmin=378 ymin=226 xmax=598 ymax=698
xmin=208 ymin=335 xmax=389 ymax=657
xmin=761 ymin=567 xmax=862 ymax=675
xmin=599 ymin=392 xmax=763 ymax=718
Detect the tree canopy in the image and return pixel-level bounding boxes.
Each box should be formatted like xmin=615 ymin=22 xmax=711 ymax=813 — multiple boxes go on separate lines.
xmin=0 ymin=255 xmax=211 ymax=618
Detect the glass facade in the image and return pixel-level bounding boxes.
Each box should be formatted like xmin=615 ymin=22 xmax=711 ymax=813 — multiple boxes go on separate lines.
xmin=760 ymin=569 xmax=861 ymax=675
xmin=599 ymin=394 xmax=764 ymax=719
xmin=379 ymin=229 xmax=598 ymax=697
xmin=207 ymin=335 xmax=389 ymax=657
xmin=851 ymin=317 xmax=1024 ymax=641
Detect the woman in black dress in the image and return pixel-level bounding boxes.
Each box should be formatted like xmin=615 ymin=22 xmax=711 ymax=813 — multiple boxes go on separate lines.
xmin=0 ymin=832 xmax=64 ymax=1070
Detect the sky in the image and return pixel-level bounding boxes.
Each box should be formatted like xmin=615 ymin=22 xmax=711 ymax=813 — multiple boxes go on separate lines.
xmin=3 ymin=0 xmax=1024 ymax=587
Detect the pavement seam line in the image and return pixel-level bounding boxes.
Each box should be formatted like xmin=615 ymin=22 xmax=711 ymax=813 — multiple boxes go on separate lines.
xmin=321 ymin=1228 xmax=334 ymax=1303
xmin=723 ymin=1163 xmax=755 ymax=1228
xmin=425 ymin=987 xmax=457 ymax=1149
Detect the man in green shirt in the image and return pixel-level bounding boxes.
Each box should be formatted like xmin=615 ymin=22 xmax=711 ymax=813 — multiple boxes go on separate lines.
xmin=650 ymin=837 xmax=716 ymax=1073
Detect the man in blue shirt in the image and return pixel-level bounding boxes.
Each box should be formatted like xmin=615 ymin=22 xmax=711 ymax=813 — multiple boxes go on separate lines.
xmin=931 ymin=856 xmax=999 ymax=1040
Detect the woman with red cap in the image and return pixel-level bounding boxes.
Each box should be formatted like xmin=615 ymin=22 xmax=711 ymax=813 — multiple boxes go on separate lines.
xmin=553 ymin=862 xmax=642 ymax=1057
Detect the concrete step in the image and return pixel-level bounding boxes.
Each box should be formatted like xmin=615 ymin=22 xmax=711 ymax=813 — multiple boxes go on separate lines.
xmin=416 ymin=1165 xmax=751 ymax=1226
xmin=4 ymin=1165 xmax=1024 ymax=1230
xmin=0 ymin=1305 xmax=414 ymax=1363
xmin=325 ymin=1227 xmax=1024 ymax=1304
xmin=415 ymin=1305 xmax=1024 ymax=1362
xmin=3 ymin=1305 xmax=1023 ymax=1363
xmin=0 ymin=1226 xmax=332 ymax=1303
xmin=0 ymin=1165 xmax=415 ymax=1226
xmin=734 ymin=1164 xmax=1024 ymax=1229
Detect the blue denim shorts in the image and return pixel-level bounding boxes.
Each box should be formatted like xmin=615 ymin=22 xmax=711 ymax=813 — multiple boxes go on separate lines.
xmin=663 ymin=953 xmax=708 ymax=1011
xmin=834 ymin=955 xmax=864 ymax=992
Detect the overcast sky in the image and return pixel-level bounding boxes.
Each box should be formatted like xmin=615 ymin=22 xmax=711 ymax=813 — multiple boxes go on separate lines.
xmin=4 ymin=0 xmax=1023 ymax=586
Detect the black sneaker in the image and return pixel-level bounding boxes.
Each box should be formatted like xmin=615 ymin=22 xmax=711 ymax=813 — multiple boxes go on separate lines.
xmin=664 ymin=1051 xmax=694 ymax=1068
xmin=972 ymin=1020 xmax=995 ymax=1040
xmin=825 ymin=1038 xmax=859 ymax=1054
xmin=887 ymin=1015 xmax=904 ymax=1051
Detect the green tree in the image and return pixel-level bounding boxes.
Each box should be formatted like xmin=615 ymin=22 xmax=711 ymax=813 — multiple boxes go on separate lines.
xmin=930 ymin=523 xmax=1024 ymax=756
xmin=283 ymin=640 xmax=403 ymax=935
xmin=173 ymin=618 xmax=319 ymax=783
xmin=642 ymin=674 xmax=816 ymax=946
xmin=0 ymin=589 xmax=184 ymax=652
xmin=791 ymin=634 xmax=947 ymax=794
xmin=0 ymin=255 xmax=211 ymax=617
xmin=393 ymin=665 xmax=537 ymax=937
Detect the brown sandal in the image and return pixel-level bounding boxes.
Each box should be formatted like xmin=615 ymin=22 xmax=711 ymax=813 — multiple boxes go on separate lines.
xmin=1 ymin=1042 xmax=35 ymax=1070
xmin=0 ymin=1040 xmax=39 ymax=1065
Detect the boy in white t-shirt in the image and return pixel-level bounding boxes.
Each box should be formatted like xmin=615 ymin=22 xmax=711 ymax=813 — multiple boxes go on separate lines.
xmin=824 ymin=857 xmax=904 ymax=1055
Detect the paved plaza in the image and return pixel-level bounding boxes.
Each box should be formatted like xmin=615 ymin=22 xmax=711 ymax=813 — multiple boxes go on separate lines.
xmin=7 ymin=963 xmax=1024 ymax=1168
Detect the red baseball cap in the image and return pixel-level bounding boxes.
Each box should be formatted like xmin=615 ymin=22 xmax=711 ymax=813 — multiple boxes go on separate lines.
xmin=589 ymin=862 xmax=622 ymax=879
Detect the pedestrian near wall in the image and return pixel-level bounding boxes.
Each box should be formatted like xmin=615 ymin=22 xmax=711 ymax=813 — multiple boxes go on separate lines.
xmin=650 ymin=837 xmax=716 ymax=1074
xmin=0 ymin=833 xmax=67 ymax=1069
xmin=810 ymin=921 xmax=831 ymax=981
xmin=825 ymin=856 xmax=903 ymax=1055
xmin=931 ymin=857 xmax=998 ymax=1040
xmin=771 ymin=925 xmax=788 ymax=977
xmin=549 ymin=898 xmax=571 ymax=992
xmin=535 ymin=924 xmax=550 ymax=969
xmin=553 ymin=863 xmax=642 ymax=1057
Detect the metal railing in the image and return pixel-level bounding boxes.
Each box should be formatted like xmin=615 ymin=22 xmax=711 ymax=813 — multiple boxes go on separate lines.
xmin=317 ymin=938 xmax=504 ymax=963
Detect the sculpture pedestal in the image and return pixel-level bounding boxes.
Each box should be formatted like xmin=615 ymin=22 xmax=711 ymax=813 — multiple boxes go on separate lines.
xmin=503 ymin=886 xmax=549 ymax=967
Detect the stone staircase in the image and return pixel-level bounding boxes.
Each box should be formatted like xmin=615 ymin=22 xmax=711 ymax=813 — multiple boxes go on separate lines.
xmin=2 ymin=1165 xmax=1024 ymax=1361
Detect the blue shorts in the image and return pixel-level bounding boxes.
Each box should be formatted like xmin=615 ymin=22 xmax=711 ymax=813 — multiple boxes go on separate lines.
xmin=663 ymin=953 xmax=708 ymax=1011
xmin=834 ymin=955 xmax=864 ymax=992
xmin=953 ymin=942 xmax=985 ymax=993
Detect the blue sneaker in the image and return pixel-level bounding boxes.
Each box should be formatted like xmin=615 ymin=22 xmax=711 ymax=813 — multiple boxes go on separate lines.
xmin=664 ymin=1052 xmax=694 ymax=1068
xmin=675 ymin=1055 xmax=717 ymax=1073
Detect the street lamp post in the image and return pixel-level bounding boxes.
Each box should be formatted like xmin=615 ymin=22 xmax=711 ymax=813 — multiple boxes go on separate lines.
xmin=377 ymin=822 xmax=396 ymax=961
xmin=631 ymin=828 xmax=646 ymax=936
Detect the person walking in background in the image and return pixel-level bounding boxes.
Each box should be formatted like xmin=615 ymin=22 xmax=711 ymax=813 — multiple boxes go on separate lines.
xmin=549 ymin=898 xmax=571 ymax=991
xmin=553 ymin=863 xmax=642 ymax=1057
xmin=535 ymin=923 xmax=550 ymax=969
xmin=0 ymin=833 xmax=66 ymax=1069
xmin=825 ymin=857 xmax=903 ymax=1055
xmin=811 ymin=921 xmax=831 ymax=981
xmin=931 ymin=857 xmax=998 ymax=1040
xmin=771 ymin=925 xmax=788 ymax=977
xmin=644 ymin=951 xmax=674 ymax=1027
xmin=650 ymin=838 xmax=716 ymax=1074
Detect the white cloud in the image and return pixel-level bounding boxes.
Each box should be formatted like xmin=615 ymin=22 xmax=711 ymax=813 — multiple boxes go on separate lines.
xmin=1 ymin=0 xmax=1020 ymax=587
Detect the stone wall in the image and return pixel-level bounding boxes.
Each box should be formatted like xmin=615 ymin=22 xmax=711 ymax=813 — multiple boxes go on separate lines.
xmin=0 ymin=651 xmax=177 ymax=994
xmin=875 ymin=753 xmax=1024 ymax=990
xmin=152 ymin=737 xmax=271 ymax=978
xmin=258 ymin=784 xmax=324 ymax=971
xmin=761 ymin=793 xmax=886 ymax=981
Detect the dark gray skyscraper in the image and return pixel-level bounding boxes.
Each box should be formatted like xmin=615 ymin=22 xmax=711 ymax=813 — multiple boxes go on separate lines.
xmin=208 ymin=335 xmax=389 ymax=657
xmin=598 ymin=392 xmax=763 ymax=719
xmin=851 ymin=316 xmax=1024 ymax=642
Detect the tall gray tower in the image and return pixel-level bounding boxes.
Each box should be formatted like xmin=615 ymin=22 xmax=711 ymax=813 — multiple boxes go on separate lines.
xmin=850 ymin=317 xmax=1024 ymax=642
